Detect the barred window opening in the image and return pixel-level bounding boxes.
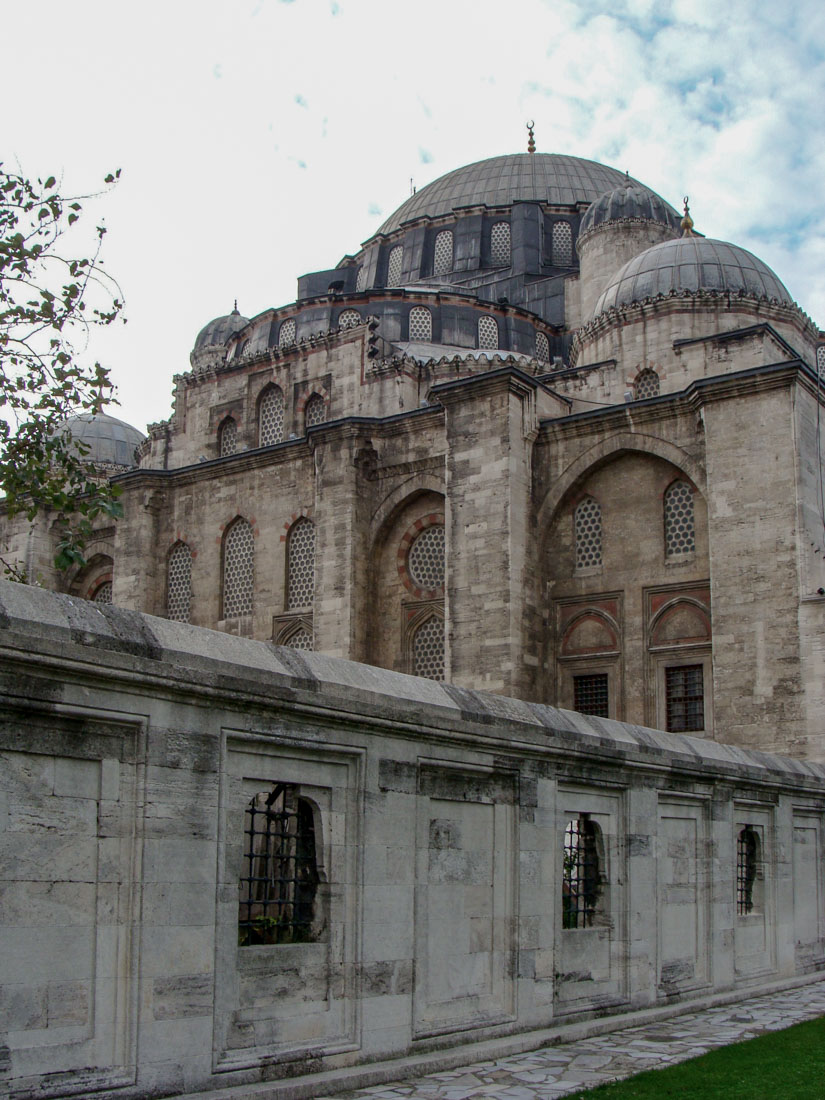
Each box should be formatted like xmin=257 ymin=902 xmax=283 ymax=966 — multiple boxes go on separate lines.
xmin=355 ymin=266 xmax=367 ymax=292
xmin=536 ymin=331 xmax=550 ymax=362
xmin=575 ymin=496 xmax=602 ymax=569
xmin=552 ymin=221 xmax=573 ymax=267
xmin=574 ymin=673 xmax=608 ymax=717
xmin=408 ymin=524 xmax=445 ymax=591
xmin=287 ymin=518 xmax=315 ymax=610
xmin=563 ymin=816 xmax=603 ymax=929
xmin=737 ymin=826 xmax=761 ymax=916
xmin=665 ymin=664 xmax=704 ymax=732
xmin=284 ymin=625 xmax=313 ymax=651
xmin=92 ymin=580 xmax=113 ymax=604
xmin=258 ymin=386 xmax=284 ymax=448
xmin=665 ymin=480 xmax=695 ymax=557
xmin=219 ymin=417 xmax=237 ymax=457
xmin=816 ymin=345 xmax=825 ymax=379
xmin=478 ymin=315 xmax=498 ymax=350
xmin=223 ymin=518 xmax=254 ymax=619
xmin=238 ymin=785 xmax=321 ymax=946
xmin=635 ymin=368 xmax=660 ymax=400
xmin=167 ymin=542 xmax=192 ymax=623
xmin=409 ymin=306 xmax=432 ymax=342
xmin=490 ymin=221 xmax=511 ymax=265
xmin=433 ymin=230 xmax=453 ymax=276
xmin=279 ymin=318 xmax=296 ymax=348
xmin=338 ymin=309 xmax=361 ymax=329
xmin=387 ymin=245 xmax=403 ymax=287
xmin=304 ymin=393 xmax=326 ymax=430
xmin=412 ymin=615 xmax=445 ymax=681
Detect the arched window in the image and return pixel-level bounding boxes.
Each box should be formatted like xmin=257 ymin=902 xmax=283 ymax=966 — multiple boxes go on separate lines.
xmin=412 ymin=614 xmax=445 ymax=681
xmin=355 ymin=265 xmax=367 ymax=292
xmin=386 ymin=245 xmax=403 ymax=287
xmin=575 ymin=496 xmax=602 ymax=569
xmin=278 ymin=318 xmax=296 ymax=348
xmin=816 ymin=345 xmax=825 ymax=379
xmin=167 ymin=541 xmax=192 ymax=623
xmin=490 ymin=221 xmax=511 ymax=265
xmin=222 ymin=517 xmax=254 ymax=619
xmin=552 ymin=221 xmax=573 ymax=266
xmin=284 ymin=624 xmax=313 ymax=651
xmin=635 ymin=368 xmax=660 ymax=399
xmin=238 ymin=785 xmax=321 ymax=946
xmin=478 ymin=315 xmax=498 ymax=350
xmin=664 ymin=480 xmax=695 ymax=557
xmin=409 ymin=306 xmax=432 ymax=342
xmin=258 ymin=385 xmax=284 ymax=447
xmin=218 ymin=416 xmax=237 ymax=457
xmin=433 ymin=230 xmax=453 ymax=276
xmin=287 ymin=518 xmax=315 ymax=610
xmin=563 ymin=815 xmax=604 ymax=929
xmin=407 ymin=523 xmax=445 ymax=592
xmin=737 ymin=826 xmax=762 ymax=916
xmin=92 ymin=580 xmax=113 ymax=604
xmin=304 ymin=393 xmax=326 ymax=430
xmin=338 ymin=309 xmax=361 ymax=329
xmin=536 ymin=331 xmax=550 ymax=362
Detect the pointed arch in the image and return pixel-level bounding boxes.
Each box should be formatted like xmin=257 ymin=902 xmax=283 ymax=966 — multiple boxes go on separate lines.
xmin=286 ymin=517 xmax=315 ymax=611
xmin=257 ymin=384 xmax=284 ymax=447
xmin=222 ymin=516 xmax=254 ymax=618
xmin=218 ymin=416 xmax=237 ymax=457
xmin=166 ymin=540 xmax=193 ymax=622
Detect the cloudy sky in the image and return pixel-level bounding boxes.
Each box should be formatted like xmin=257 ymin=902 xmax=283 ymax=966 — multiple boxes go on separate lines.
xmin=5 ymin=0 xmax=824 ymax=432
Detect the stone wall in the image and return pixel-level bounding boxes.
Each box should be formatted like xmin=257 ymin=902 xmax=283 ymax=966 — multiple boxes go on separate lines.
xmin=1 ymin=582 xmax=823 ymax=1099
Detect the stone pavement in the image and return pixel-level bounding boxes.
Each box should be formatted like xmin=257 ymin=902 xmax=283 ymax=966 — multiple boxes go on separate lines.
xmin=319 ymin=980 xmax=825 ymax=1099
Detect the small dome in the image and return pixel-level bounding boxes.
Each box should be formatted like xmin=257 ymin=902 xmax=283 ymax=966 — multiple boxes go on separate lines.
xmin=593 ymin=237 xmax=792 ymax=316
xmin=579 ymin=181 xmax=680 ymax=240
xmin=58 ymin=412 xmax=146 ymax=470
xmin=194 ymin=306 xmax=249 ymax=351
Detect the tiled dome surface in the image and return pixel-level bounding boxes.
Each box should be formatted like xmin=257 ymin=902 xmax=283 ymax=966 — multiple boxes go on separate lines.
xmin=194 ymin=308 xmax=249 ymax=350
xmin=579 ymin=182 xmax=680 ymax=238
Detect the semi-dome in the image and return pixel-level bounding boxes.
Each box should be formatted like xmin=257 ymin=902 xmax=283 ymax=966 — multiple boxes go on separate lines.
xmin=578 ymin=180 xmax=681 ymax=240
xmin=194 ymin=306 xmax=249 ymax=351
xmin=377 ymin=154 xmax=652 ymax=235
xmin=593 ymin=237 xmax=792 ymax=316
xmin=58 ymin=412 xmax=146 ymax=470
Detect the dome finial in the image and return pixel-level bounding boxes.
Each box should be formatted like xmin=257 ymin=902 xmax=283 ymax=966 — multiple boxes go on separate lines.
xmin=526 ymin=120 xmax=536 ymax=154
xmin=681 ymin=196 xmax=695 ymax=237
xmin=232 ymin=298 xmax=239 ymax=313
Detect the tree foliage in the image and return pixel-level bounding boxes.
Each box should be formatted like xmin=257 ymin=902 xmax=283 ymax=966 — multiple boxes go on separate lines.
xmin=0 ymin=164 xmax=126 ymax=575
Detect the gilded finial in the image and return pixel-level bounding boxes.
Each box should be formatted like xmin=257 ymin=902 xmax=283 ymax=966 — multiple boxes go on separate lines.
xmin=526 ymin=120 xmax=535 ymax=154
xmin=681 ymin=196 xmax=695 ymax=237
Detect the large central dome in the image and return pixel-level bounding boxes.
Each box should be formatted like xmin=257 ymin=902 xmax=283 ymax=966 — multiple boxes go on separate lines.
xmin=378 ymin=154 xmax=642 ymax=235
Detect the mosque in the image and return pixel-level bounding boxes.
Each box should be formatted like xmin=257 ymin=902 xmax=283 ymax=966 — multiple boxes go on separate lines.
xmin=4 ymin=139 xmax=825 ymax=760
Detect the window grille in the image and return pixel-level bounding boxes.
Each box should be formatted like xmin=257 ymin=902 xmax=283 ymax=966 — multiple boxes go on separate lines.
xmin=92 ymin=581 xmax=113 ymax=604
xmin=167 ymin=542 xmax=192 ymax=623
xmin=635 ymin=368 xmax=660 ymax=399
xmin=355 ymin=266 xmax=367 ymax=292
xmin=284 ymin=625 xmax=313 ymax=651
xmin=575 ymin=496 xmax=602 ymax=569
xmin=219 ymin=417 xmax=237 ymax=457
xmin=258 ymin=386 xmax=284 ymax=447
xmin=223 ymin=518 xmax=254 ymax=618
xmin=408 ymin=524 xmax=445 ymax=590
xmin=552 ymin=221 xmax=573 ymax=266
xmin=665 ymin=664 xmax=704 ymax=732
xmin=478 ymin=315 xmax=498 ymax=350
xmin=338 ymin=309 xmax=361 ymax=329
xmin=238 ymin=785 xmax=320 ymax=946
xmin=387 ymin=245 xmax=403 ymax=287
xmin=433 ymin=230 xmax=453 ymax=276
xmin=737 ymin=826 xmax=760 ymax=916
xmin=536 ymin=331 xmax=550 ymax=362
xmin=287 ymin=518 xmax=315 ymax=610
xmin=409 ymin=306 xmax=432 ymax=342
xmin=563 ymin=816 xmax=602 ymax=929
xmin=664 ymin=480 xmax=695 ymax=556
xmin=574 ymin=673 xmax=609 ymax=717
xmin=412 ymin=615 xmax=445 ymax=681
xmin=490 ymin=221 xmax=511 ymax=265
xmin=279 ymin=318 xmax=296 ymax=347
xmin=304 ymin=393 xmax=326 ymax=430
xmin=816 ymin=345 xmax=825 ymax=379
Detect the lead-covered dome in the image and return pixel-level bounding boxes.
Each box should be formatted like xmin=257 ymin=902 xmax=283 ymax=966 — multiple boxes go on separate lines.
xmin=378 ymin=154 xmax=649 ymax=235
xmin=58 ymin=412 xmax=145 ymax=470
xmin=579 ymin=181 xmax=680 ymax=240
xmin=593 ymin=237 xmax=792 ymax=315
xmin=194 ymin=306 xmax=249 ymax=351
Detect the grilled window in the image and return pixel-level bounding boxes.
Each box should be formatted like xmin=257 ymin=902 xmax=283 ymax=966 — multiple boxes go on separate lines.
xmin=92 ymin=580 xmax=113 ymax=604
xmin=218 ymin=416 xmax=237 ymax=457
xmin=552 ymin=221 xmax=573 ymax=266
xmin=279 ymin=318 xmax=296 ymax=348
xmin=408 ymin=524 xmax=445 ymax=591
xmin=575 ymin=496 xmax=602 ymax=569
xmin=737 ymin=826 xmax=761 ymax=916
xmin=664 ymin=480 xmax=695 ymax=557
xmin=478 ymin=315 xmax=498 ymax=350
xmin=536 ymin=331 xmax=550 ymax=362
xmin=490 ymin=221 xmax=511 ymax=265
xmin=433 ymin=230 xmax=453 ymax=276
xmin=284 ymin=625 xmax=313 ymax=651
xmin=223 ymin=517 xmax=254 ymax=619
xmin=355 ymin=265 xmax=367 ymax=292
xmin=287 ymin=517 xmax=315 ymax=610
xmin=635 ymin=368 xmax=660 ymax=399
xmin=238 ymin=785 xmax=320 ymax=946
xmin=167 ymin=542 xmax=192 ymax=623
xmin=387 ymin=245 xmax=403 ymax=287
xmin=563 ymin=815 xmax=603 ymax=929
xmin=574 ymin=673 xmax=609 ymax=717
xmin=258 ymin=385 xmax=284 ymax=447
xmin=665 ymin=664 xmax=704 ymax=732
xmin=412 ymin=614 xmax=445 ymax=681
xmin=816 ymin=345 xmax=825 ymax=379
xmin=304 ymin=393 xmax=326 ymax=430
xmin=338 ymin=309 xmax=361 ymax=329
xmin=409 ymin=306 xmax=432 ymax=342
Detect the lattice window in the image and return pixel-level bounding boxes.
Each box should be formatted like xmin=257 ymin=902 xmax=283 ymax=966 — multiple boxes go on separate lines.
xmin=563 ymin=816 xmax=603 ymax=929
xmin=279 ymin=318 xmax=296 ymax=347
xmin=665 ymin=664 xmax=704 ymax=732
xmin=478 ymin=315 xmax=498 ymax=350
xmin=409 ymin=306 xmax=432 ymax=342
xmin=433 ymin=230 xmax=453 ymax=276
xmin=635 ymin=368 xmax=660 ymax=399
xmin=338 ymin=309 xmax=361 ymax=329
xmin=284 ymin=625 xmax=313 ymax=651
xmin=238 ymin=785 xmax=320 ymax=946
xmin=167 ymin=542 xmax=192 ymax=623
xmin=387 ymin=245 xmax=403 ymax=287
xmin=355 ymin=266 xmax=367 ymax=292
xmin=490 ymin=221 xmax=511 ymax=265
xmin=92 ymin=581 xmax=112 ymax=604
xmin=575 ymin=496 xmax=602 ymax=569
xmin=258 ymin=386 xmax=284 ymax=447
xmin=552 ymin=221 xmax=573 ymax=266
xmin=223 ymin=518 xmax=254 ymax=619
xmin=412 ymin=615 xmax=445 ymax=681
xmin=664 ymin=480 xmax=695 ymax=557
xmin=408 ymin=524 xmax=445 ymax=591
xmin=817 ymin=345 xmax=825 ymax=379
xmin=737 ymin=826 xmax=761 ymax=916
xmin=287 ymin=518 xmax=315 ymax=610
xmin=574 ymin=674 xmax=609 ymax=717
xmin=219 ymin=417 xmax=237 ymax=457
xmin=536 ymin=331 xmax=550 ymax=362
xmin=304 ymin=393 xmax=326 ymax=430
